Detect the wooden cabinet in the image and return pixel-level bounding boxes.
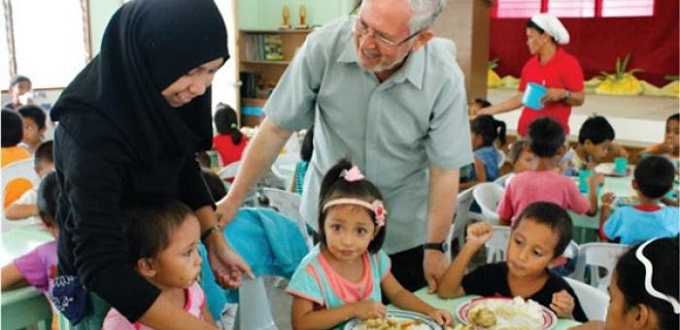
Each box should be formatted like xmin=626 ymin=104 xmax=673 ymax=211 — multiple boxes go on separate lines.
xmin=237 ymin=29 xmax=311 ymax=126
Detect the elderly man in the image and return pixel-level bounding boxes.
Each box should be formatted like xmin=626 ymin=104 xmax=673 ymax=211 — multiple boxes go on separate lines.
xmin=219 ymin=0 xmax=472 ymax=292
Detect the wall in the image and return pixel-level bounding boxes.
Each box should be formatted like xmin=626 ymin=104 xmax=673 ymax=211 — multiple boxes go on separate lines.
xmin=238 ymin=0 xmax=356 ymax=29
xmin=489 ymin=1 xmax=679 ymax=87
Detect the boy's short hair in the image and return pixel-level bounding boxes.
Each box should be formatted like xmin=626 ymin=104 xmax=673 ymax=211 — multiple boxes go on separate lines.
xmin=668 ymin=113 xmax=679 ymax=123
xmin=201 ymin=168 xmax=227 ymax=201
xmin=634 ymin=156 xmax=675 ymax=199
xmin=2 ymin=109 xmax=24 ymax=147
xmin=34 ymin=140 xmax=54 ymax=166
xmin=578 ymin=115 xmax=615 ymax=144
xmin=36 ymin=171 xmax=59 ymax=228
xmin=513 ymin=201 xmax=572 ymax=258
xmin=18 ymin=105 xmax=46 ymax=130
xmin=526 ymin=117 xmax=565 ymax=158
xmin=9 ymin=75 xmax=31 ymax=88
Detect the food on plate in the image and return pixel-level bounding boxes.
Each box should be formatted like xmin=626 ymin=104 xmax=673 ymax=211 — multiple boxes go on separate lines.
xmin=467 ymin=304 xmax=497 ymax=328
xmin=358 ymin=317 xmax=424 ymax=330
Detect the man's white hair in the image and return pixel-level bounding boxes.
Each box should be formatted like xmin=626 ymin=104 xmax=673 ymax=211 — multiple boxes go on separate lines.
xmin=406 ymin=0 xmax=446 ymax=33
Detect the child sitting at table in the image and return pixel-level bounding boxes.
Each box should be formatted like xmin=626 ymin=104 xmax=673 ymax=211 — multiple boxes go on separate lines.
xmin=498 ymin=139 xmax=537 ymax=187
xmin=212 ymin=102 xmax=248 ymax=167
xmin=103 ymin=201 xmax=214 ymax=329
xmin=286 ymin=158 xmax=452 ymax=329
xmin=18 ymin=105 xmax=47 ymax=153
xmin=5 ymin=141 xmax=54 ymax=225
xmin=599 ymin=156 xmax=679 ymax=245
xmin=497 ymin=117 xmax=602 ymax=225
xmin=569 ymin=236 xmax=678 ymax=330
xmin=1 ymin=172 xmax=59 ymax=294
xmin=2 ymin=109 xmax=32 ymax=208
xmin=642 ymin=113 xmax=679 ymax=170
xmin=460 ymin=115 xmax=506 ymax=190
xmin=438 ymin=201 xmax=588 ymax=321
xmin=566 ymin=115 xmax=627 ymax=175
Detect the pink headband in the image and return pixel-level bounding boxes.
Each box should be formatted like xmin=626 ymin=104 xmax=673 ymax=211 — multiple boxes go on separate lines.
xmin=322 ymin=198 xmax=387 ymax=227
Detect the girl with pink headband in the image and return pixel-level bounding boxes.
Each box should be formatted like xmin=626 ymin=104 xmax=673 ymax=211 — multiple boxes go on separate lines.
xmin=286 ymin=158 xmax=452 ymax=329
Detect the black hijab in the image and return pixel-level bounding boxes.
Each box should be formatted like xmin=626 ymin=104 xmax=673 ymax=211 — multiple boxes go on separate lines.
xmin=51 ymin=0 xmax=229 ymax=164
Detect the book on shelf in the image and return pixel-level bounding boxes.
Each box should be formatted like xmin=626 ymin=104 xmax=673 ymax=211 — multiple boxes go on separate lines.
xmin=263 ymin=34 xmax=284 ymax=61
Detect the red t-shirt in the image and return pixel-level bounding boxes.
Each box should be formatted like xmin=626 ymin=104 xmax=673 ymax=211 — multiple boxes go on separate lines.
xmin=517 ymin=48 xmax=584 ymax=137
xmin=213 ymin=134 xmax=249 ymax=166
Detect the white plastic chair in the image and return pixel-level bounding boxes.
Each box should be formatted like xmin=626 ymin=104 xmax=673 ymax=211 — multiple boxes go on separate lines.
xmin=235 ymin=277 xmax=279 ymax=330
xmin=259 ymin=187 xmax=312 ymax=249
xmin=472 ymin=182 xmax=504 ymax=224
xmin=485 ymin=225 xmax=511 ymax=263
xmin=451 ymin=187 xmax=485 ymax=249
xmin=2 ymin=159 xmax=39 ymax=231
xmin=217 ymin=161 xmax=241 ymax=181
xmin=573 ymin=242 xmax=629 ymax=292
xmin=564 ymin=277 xmax=610 ymax=321
xmin=493 ymin=172 xmax=513 ymax=187
xmin=496 ymin=149 xmax=506 ymax=168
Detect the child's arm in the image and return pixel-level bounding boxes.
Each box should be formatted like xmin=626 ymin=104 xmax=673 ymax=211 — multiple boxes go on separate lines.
xmin=550 ymin=289 xmax=576 ymax=319
xmin=586 ymin=174 xmax=605 ymax=216
xmin=381 ymin=273 xmax=452 ymax=326
xmin=438 ymin=222 xmax=493 ymax=298
xmin=598 ymin=193 xmax=615 ymax=241
xmin=568 ymin=321 xmax=606 ymax=330
xmin=459 ymin=157 xmax=486 ymax=190
xmin=4 ymin=203 xmax=38 ymax=220
xmin=290 ymin=296 xmax=386 ymax=330
xmin=1 ymin=263 xmax=29 ymax=291
xmin=201 ymin=303 xmax=215 ymax=326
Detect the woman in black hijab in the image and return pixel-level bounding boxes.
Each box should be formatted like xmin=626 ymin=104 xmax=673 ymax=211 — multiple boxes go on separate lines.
xmin=50 ymin=0 xmax=251 ymax=329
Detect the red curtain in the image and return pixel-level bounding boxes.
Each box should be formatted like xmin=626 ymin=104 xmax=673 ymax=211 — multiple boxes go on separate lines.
xmin=489 ymin=1 xmax=679 ymax=87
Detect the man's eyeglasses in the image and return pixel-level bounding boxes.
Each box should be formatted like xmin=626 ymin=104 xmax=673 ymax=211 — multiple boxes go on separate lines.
xmin=351 ymin=15 xmax=422 ymax=48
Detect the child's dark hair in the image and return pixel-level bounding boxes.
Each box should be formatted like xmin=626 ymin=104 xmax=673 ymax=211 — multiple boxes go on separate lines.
xmin=2 ymin=109 xmax=24 ymax=147
xmin=36 ymin=171 xmax=59 ymax=228
xmin=122 ymin=201 xmax=194 ymax=264
xmin=508 ymin=139 xmax=527 ymax=164
xmin=578 ymin=115 xmax=615 ymax=144
xmin=470 ymin=115 xmax=506 ymax=146
xmin=201 ymin=168 xmax=227 ymax=201
xmin=34 ymin=140 xmax=54 ymax=166
xmin=513 ymin=201 xmax=572 ymax=257
xmin=300 ymin=126 xmax=314 ymax=162
xmin=634 ymin=156 xmax=675 ymax=199
xmin=471 ymin=98 xmax=491 ymax=108
xmin=667 ymin=113 xmax=679 ymax=123
xmin=214 ymin=103 xmax=243 ymax=144
xmin=526 ymin=117 xmax=565 ymax=158
xmin=9 ymin=75 xmax=31 ymax=87
xmin=18 ymin=105 xmax=46 ymax=130
xmin=615 ymin=236 xmax=679 ymax=330
xmin=318 ymin=158 xmax=386 ymax=253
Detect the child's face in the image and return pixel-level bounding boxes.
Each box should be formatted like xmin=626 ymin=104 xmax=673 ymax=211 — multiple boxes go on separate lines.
xmin=143 ymin=215 xmax=202 ymax=289
xmin=22 ymin=118 xmax=43 ymax=146
xmin=584 ymin=139 xmax=612 ymax=162
xmin=10 ymin=81 xmax=31 ymax=98
xmin=323 ymin=204 xmax=377 ymax=263
xmin=470 ymin=131 xmax=483 ymax=149
xmin=506 ymin=218 xmax=559 ymax=278
xmin=605 ymin=271 xmax=642 ymax=330
xmin=665 ymin=119 xmax=679 ymax=151
xmin=161 ymin=58 xmax=224 ymax=108
xmin=34 ymin=159 xmax=54 ymax=179
xmin=513 ymin=148 xmax=536 ymax=173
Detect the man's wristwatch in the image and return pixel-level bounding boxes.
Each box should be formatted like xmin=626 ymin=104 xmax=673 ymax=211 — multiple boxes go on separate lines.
xmin=423 ymin=241 xmax=449 ymax=253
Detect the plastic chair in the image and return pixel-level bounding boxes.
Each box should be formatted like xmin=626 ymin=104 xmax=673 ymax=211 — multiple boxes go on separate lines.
xmin=572 ymin=242 xmax=629 ymax=292
xmin=451 ymin=187 xmax=484 ymax=249
xmin=258 ymin=187 xmax=312 ymax=249
xmin=217 ymin=161 xmax=241 ymax=181
xmin=564 ymin=277 xmax=609 ymax=321
xmin=485 ymin=225 xmax=511 ymax=263
xmin=496 ymin=149 xmax=506 ymax=168
xmin=493 ymin=173 xmax=513 ymax=187
xmin=235 ymin=277 xmax=279 ymax=330
xmin=472 ymin=182 xmax=504 ymax=224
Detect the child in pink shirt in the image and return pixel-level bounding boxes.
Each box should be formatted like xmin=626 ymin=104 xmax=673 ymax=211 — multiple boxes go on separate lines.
xmin=497 ymin=117 xmax=602 ymax=225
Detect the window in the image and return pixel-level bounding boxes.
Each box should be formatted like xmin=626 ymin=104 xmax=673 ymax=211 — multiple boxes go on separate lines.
xmin=602 ymin=0 xmax=654 ymax=17
xmin=493 ymin=0 xmax=654 ymax=18
xmin=3 ymin=0 xmax=89 ymax=89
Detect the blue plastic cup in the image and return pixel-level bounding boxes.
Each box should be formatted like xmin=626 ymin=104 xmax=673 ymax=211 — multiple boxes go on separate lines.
xmin=522 ymin=82 xmax=548 ymax=110
xmin=578 ymin=169 xmax=593 ymax=193
xmin=614 ymin=157 xmax=628 ymax=175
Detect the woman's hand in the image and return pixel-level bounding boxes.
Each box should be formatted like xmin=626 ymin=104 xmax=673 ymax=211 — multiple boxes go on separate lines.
xmin=204 ymin=230 xmax=254 ymax=288
xmin=550 ymin=289 xmax=575 ymax=318
xmin=215 ymin=195 xmax=241 ymax=228
xmin=541 ymin=88 xmax=569 ymax=104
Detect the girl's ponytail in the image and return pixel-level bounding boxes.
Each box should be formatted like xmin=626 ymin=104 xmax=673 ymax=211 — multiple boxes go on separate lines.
xmin=494 ymin=119 xmax=507 ymax=146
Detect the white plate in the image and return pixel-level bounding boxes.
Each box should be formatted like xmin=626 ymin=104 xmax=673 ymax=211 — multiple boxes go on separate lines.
xmin=594 ymin=163 xmax=632 ymax=177
xmin=456 ymin=297 xmax=556 ymax=330
xmin=344 ymin=310 xmax=441 ymax=330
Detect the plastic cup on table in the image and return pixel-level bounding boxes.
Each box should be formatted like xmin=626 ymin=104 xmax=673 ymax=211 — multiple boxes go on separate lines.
xmin=578 ymin=169 xmax=593 ymax=193
xmin=614 ymin=157 xmax=628 ymax=175
xmin=522 ymin=82 xmax=548 ymax=110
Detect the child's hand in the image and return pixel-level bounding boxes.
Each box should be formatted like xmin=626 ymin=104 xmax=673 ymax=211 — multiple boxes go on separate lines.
xmin=426 ymin=308 xmax=453 ymax=326
xmin=550 ymin=290 xmax=575 ymax=318
xmin=587 ymin=173 xmax=605 ymax=187
xmin=352 ymin=300 xmax=386 ymax=320
xmin=600 ymin=192 xmax=615 ymax=205
xmin=466 ymin=221 xmax=493 ymax=247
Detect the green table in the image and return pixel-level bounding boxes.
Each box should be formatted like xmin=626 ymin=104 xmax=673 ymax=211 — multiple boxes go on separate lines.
xmin=1 ymin=225 xmax=54 ymax=330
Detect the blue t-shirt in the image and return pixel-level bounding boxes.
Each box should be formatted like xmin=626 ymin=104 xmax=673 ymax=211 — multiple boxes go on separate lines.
xmin=470 ymin=146 xmax=500 ymax=182
xmin=604 ymin=206 xmax=680 ymax=245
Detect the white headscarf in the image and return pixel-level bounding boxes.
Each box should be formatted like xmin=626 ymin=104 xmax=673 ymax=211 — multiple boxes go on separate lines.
xmin=531 ymin=13 xmax=570 ymax=45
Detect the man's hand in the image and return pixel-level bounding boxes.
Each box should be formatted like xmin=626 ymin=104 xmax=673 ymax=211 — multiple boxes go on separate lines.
xmin=423 ymin=250 xmax=449 ymax=293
